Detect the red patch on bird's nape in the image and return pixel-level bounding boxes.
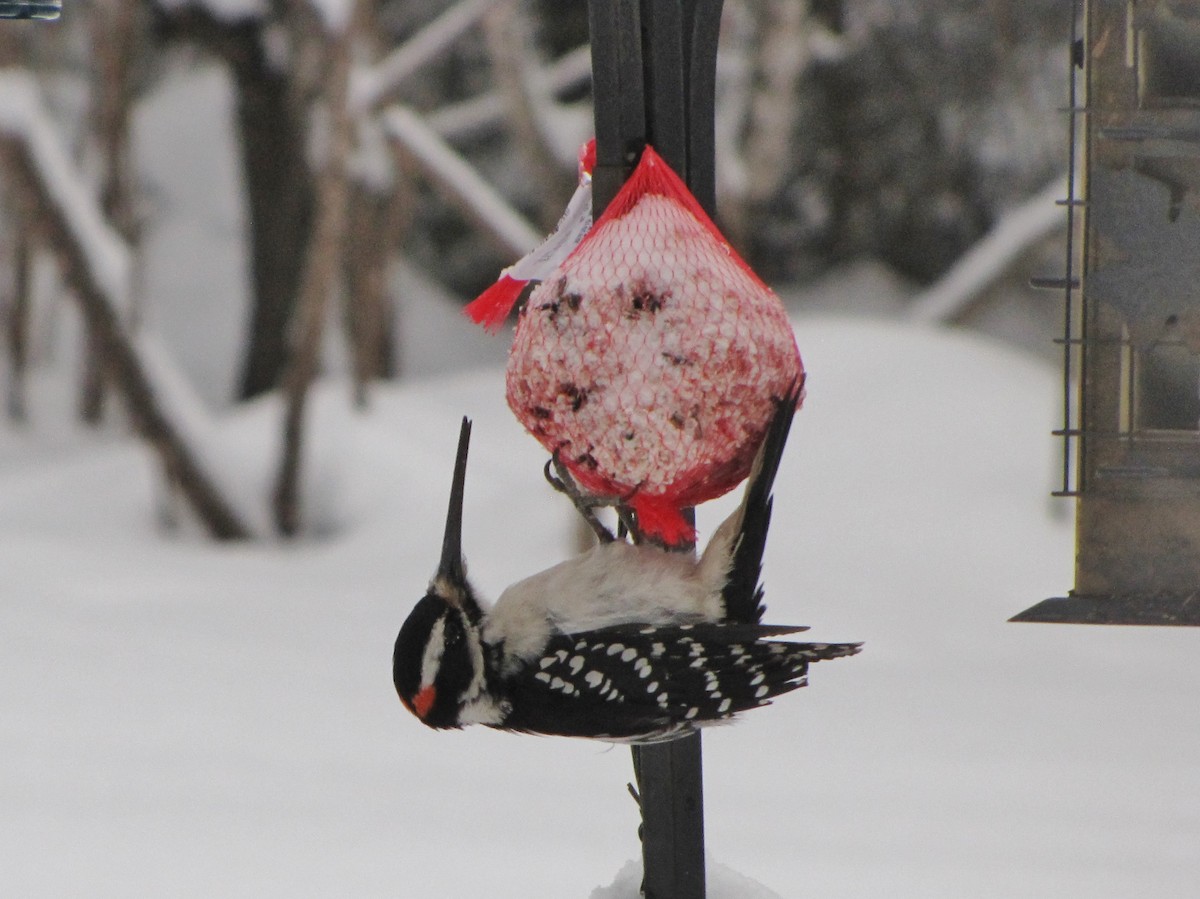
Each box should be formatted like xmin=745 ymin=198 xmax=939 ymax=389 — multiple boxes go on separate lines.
xmin=412 ymin=686 xmax=437 ymax=720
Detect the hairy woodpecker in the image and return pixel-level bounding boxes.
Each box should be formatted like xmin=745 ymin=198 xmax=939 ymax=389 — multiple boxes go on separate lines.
xmin=393 ymin=384 xmax=859 ymax=743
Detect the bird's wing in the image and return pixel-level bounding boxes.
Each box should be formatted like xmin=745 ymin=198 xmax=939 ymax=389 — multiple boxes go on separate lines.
xmin=495 ymin=621 xmax=859 ymax=743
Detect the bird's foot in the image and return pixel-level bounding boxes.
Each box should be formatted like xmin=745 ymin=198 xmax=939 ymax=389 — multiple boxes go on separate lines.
xmin=543 ymin=453 xmax=639 ymax=543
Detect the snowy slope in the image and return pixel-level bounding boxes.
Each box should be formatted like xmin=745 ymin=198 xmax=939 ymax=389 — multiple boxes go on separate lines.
xmin=1 ymin=319 xmax=1197 ymax=898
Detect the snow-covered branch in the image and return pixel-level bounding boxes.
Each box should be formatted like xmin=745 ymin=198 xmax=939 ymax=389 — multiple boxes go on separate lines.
xmin=351 ymin=0 xmax=503 ymax=113
xmin=908 ymin=176 xmax=1068 ymax=325
xmin=0 ymin=71 xmax=132 ymax=315
xmin=383 ymin=104 xmax=540 ymax=258
xmin=0 ymin=69 xmax=255 ymax=540
xmin=427 ymin=43 xmax=591 ymax=142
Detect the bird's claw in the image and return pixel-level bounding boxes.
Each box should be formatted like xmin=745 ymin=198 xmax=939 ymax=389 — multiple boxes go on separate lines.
xmin=544 ymin=451 xmax=636 ymax=543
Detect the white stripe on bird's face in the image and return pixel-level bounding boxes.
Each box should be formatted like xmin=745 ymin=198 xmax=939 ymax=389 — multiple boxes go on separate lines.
xmin=419 ymin=616 xmax=447 ymax=691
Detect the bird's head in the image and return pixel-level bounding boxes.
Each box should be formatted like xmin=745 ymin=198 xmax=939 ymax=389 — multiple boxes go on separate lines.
xmin=393 ymin=417 xmax=487 ymax=729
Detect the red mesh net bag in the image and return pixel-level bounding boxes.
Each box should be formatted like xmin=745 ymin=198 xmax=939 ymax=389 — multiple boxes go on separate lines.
xmin=500 ymin=145 xmax=804 ymax=546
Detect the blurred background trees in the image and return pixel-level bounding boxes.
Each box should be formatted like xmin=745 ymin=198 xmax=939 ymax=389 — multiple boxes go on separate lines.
xmin=0 ymin=0 xmax=1069 ymax=535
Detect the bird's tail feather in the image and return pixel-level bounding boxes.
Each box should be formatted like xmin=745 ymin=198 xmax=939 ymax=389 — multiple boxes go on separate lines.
xmin=712 ymin=377 xmax=804 ymax=624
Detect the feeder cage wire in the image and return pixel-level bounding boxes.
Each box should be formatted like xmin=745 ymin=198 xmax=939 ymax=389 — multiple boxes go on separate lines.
xmin=1012 ymin=0 xmax=1200 ymax=627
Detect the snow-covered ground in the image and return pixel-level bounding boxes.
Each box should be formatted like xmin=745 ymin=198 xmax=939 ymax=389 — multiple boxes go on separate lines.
xmin=2 ymin=316 xmax=1197 ymax=897
xmin=4 ymin=28 xmax=1192 ymax=897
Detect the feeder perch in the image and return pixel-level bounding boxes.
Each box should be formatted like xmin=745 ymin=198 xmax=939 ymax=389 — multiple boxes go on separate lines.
xmin=1013 ymin=0 xmax=1200 ymax=626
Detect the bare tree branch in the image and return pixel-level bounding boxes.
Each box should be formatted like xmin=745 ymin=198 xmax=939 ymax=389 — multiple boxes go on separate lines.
xmin=383 ymin=103 xmax=540 ymax=258
xmin=342 ymin=1 xmax=399 ymax=405
xmin=2 ymin=204 xmax=31 ymax=422
xmin=272 ymin=7 xmax=358 ymax=537
xmin=481 ymin=0 xmax=576 ymax=221
xmin=344 ymin=182 xmax=399 ymax=406
xmin=427 ymin=43 xmax=591 ymax=142
xmin=741 ymin=1 xmax=810 ymax=206
xmin=79 ymin=0 xmax=141 ymax=424
xmin=351 ymin=0 xmax=503 ymax=113
xmin=154 ymin=3 xmax=317 ymax=401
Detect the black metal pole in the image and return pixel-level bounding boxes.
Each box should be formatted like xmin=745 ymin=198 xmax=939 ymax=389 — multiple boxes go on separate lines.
xmin=587 ymin=3 xmax=723 ymax=897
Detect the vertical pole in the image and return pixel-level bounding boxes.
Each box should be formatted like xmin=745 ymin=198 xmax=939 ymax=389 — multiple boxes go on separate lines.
xmin=587 ymin=3 xmax=723 ymax=897
xmin=631 ymin=734 xmax=706 ymax=899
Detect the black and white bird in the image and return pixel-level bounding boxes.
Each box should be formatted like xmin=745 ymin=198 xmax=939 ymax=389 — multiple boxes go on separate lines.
xmin=393 ymin=384 xmax=859 ymax=743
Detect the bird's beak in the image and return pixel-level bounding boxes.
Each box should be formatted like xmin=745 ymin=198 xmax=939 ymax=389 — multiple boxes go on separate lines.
xmin=433 ymin=417 xmax=472 ymax=604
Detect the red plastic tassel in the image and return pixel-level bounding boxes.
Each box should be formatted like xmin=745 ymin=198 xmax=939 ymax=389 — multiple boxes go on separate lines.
xmin=463 ymin=275 xmax=525 ymax=333
xmin=462 ymin=140 xmax=597 ymax=333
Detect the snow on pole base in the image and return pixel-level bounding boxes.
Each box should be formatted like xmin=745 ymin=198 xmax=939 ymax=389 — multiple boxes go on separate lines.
xmin=505 ymin=146 xmax=803 ymax=546
xmin=591 ymin=858 xmax=784 ymax=899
